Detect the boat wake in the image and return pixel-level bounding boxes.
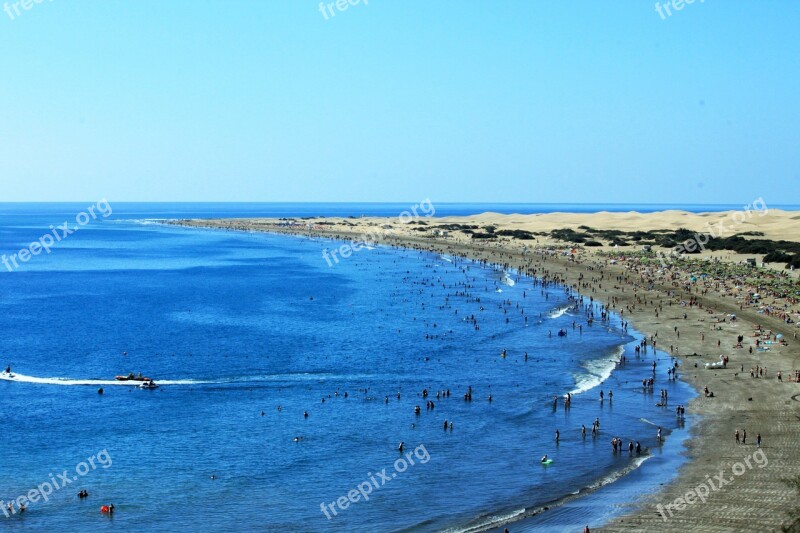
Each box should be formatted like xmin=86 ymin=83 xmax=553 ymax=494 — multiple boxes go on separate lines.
xmin=0 ymin=371 xmax=389 ymax=388
xmin=0 ymin=373 xmax=210 ymax=387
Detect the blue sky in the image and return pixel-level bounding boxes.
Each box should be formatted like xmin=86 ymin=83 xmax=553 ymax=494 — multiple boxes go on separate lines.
xmin=0 ymin=1 xmax=798 ymax=203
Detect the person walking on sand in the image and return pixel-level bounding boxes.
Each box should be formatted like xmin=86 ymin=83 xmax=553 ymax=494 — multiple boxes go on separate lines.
xmin=735 ymin=429 xmax=740 ymax=444
xmin=757 ymin=433 xmax=762 ymax=447
xmin=742 ymin=429 xmax=747 ymax=444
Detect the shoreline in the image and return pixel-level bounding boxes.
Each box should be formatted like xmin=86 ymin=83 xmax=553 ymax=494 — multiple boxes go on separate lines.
xmin=164 ymin=214 xmax=800 ymax=531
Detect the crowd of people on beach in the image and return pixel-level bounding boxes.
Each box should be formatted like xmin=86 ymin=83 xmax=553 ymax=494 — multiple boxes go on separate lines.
xmin=169 ymin=217 xmax=799 ymax=530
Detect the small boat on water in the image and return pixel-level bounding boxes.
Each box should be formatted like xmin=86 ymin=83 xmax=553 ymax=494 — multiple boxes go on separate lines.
xmin=115 ymin=373 xmax=151 ymax=382
xmin=139 ymin=380 xmax=159 ymax=390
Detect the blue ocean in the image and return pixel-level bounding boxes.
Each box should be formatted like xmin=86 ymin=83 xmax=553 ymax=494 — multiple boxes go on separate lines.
xmin=0 ymin=203 xmax=728 ymax=532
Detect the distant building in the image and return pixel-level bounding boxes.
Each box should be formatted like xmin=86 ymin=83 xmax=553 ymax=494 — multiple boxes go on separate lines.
xmin=642 ymin=245 xmax=652 ymax=252
xmin=746 ymin=258 xmax=757 ymax=266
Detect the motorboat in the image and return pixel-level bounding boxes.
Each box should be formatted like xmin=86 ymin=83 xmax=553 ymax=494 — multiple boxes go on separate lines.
xmin=115 ymin=374 xmax=151 ymax=382
xmin=139 ymin=380 xmax=159 ymax=390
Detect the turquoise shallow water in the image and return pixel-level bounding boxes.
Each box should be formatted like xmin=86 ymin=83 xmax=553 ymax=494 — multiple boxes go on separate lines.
xmin=0 ymin=204 xmax=694 ymax=532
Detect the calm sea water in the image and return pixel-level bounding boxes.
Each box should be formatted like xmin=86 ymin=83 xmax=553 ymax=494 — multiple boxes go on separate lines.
xmin=0 ymin=204 xmax=700 ymax=532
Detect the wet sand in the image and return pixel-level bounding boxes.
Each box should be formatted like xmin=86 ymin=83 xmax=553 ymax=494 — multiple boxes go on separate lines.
xmin=166 ymin=213 xmax=800 ymax=531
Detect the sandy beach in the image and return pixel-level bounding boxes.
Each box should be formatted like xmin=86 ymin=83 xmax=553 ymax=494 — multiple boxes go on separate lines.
xmin=168 ymin=209 xmax=800 ymax=532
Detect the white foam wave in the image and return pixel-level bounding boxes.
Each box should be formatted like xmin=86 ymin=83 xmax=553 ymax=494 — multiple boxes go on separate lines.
xmin=443 ymin=508 xmax=526 ymax=533
xmin=548 ymin=305 xmax=572 ymax=319
xmin=446 ymin=451 xmax=654 ymax=533
xmin=108 ymin=219 xmax=164 ymax=226
xmin=568 ymin=345 xmax=624 ymax=395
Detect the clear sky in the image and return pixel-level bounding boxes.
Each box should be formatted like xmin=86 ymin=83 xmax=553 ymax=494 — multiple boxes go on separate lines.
xmin=0 ymin=1 xmax=798 ymax=203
